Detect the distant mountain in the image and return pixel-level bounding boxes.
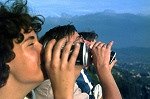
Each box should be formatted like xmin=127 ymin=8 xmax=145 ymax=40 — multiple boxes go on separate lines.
xmin=38 ymin=12 xmax=150 ymax=48
xmin=114 ymin=47 xmax=150 ymax=64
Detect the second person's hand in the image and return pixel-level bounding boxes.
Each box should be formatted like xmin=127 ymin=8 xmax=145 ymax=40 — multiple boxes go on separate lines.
xmin=44 ymin=38 xmax=80 ymax=99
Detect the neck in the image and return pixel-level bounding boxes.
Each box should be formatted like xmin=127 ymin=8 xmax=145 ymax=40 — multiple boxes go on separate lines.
xmin=0 ymin=84 xmax=27 ymax=99
xmin=0 ymin=75 xmax=39 ymax=99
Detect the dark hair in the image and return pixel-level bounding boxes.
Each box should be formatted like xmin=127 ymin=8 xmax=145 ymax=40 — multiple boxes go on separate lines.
xmin=40 ymin=24 xmax=77 ymax=44
xmin=78 ymin=31 xmax=98 ymax=42
xmin=0 ymin=0 xmax=44 ymax=87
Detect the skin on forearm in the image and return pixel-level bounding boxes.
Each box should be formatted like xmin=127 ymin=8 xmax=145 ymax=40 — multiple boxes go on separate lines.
xmin=97 ymin=67 xmax=122 ymax=99
xmin=53 ymin=83 xmax=74 ymax=99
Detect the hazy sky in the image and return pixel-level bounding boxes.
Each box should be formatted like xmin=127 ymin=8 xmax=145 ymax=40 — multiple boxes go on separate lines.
xmin=26 ymin=0 xmax=150 ymax=17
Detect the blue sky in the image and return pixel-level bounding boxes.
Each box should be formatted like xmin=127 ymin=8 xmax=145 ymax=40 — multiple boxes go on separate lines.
xmin=26 ymin=0 xmax=150 ymax=17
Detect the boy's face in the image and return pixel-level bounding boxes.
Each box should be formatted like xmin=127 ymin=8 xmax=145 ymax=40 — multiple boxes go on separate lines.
xmin=7 ymin=30 xmax=44 ymax=85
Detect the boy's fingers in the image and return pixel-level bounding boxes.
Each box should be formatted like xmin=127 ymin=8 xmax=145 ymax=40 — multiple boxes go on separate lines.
xmin=69 ymin=43 xmax=80 ymax=67
xmin=44 ymin=39 xmax=56 ymax=67
xmin=106 ymin=41 xmax=113 ymax=49
xmin=52 ymin=38 xmax=67 ymax=63
xmin=61 ymin=41 xmax=74 ymax=68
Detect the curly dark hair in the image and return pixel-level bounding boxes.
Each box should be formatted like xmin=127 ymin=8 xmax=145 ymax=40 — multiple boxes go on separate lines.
xmin=0 ymin=0 xmax=44 ymax=88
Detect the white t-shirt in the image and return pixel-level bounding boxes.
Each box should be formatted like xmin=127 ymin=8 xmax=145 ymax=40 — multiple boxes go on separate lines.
xmin=34 ymin=79 xmax=89 ymax=99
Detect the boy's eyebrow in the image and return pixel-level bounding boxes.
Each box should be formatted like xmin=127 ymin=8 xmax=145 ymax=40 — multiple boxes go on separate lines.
xmin=23 ymin=36 xmax=35 ymax=43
